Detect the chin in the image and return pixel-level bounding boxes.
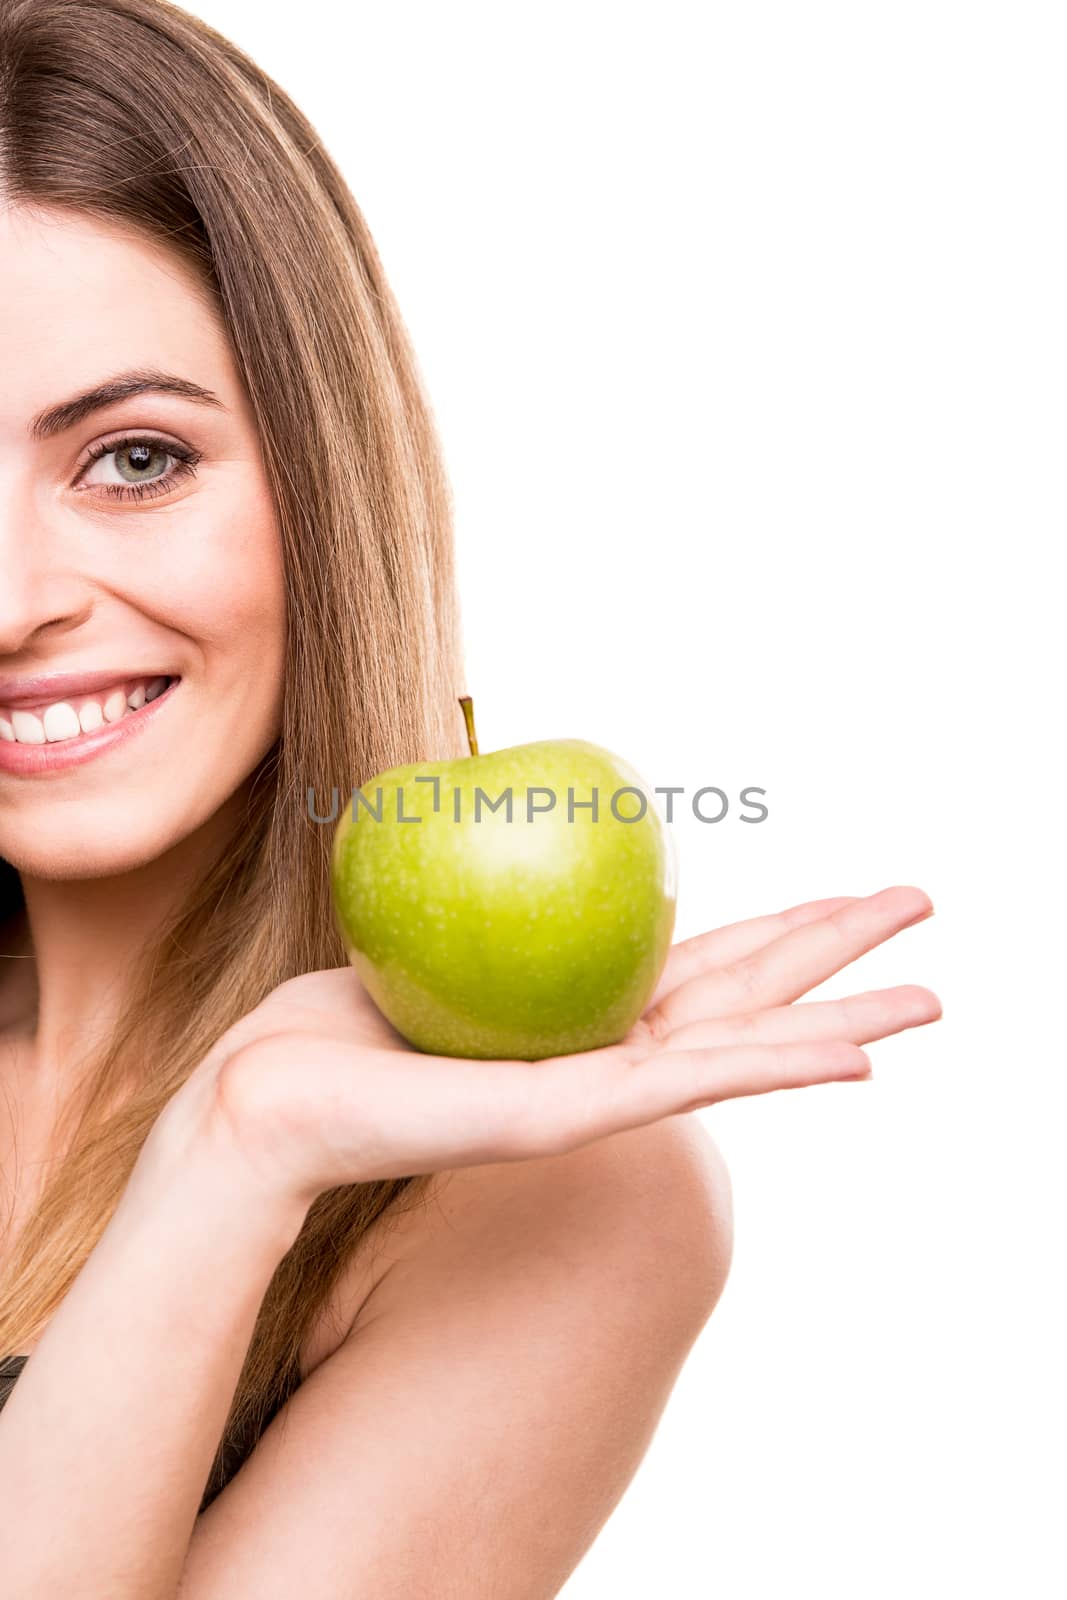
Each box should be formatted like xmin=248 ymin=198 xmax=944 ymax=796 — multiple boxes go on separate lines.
xmin=1 ymin=827 xmax=177 ymax=882
xmin=0 ymin=787 xmax=236 ymax=883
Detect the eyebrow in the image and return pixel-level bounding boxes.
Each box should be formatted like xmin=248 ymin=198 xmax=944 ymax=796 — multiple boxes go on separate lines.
xmin=30 ymin=369 xmax=226 ymax=441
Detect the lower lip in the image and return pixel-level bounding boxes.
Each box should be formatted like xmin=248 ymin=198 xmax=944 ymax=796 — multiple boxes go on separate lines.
xmin=0 ymin=679 xmax=182 ymax=777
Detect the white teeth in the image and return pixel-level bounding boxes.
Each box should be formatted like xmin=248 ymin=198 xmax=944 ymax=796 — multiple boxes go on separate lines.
xmin=0 ymin=676 xmax=175 ymax=747
xmin=11 ymin=710 xmax=46 ymax=744
xmin=78 ymin=700 xmax=105 ymax=733
xmin=103 ymin=690 xmax=127 ymax=723
xmin=43 ymin=702 xmax=82 ymax=743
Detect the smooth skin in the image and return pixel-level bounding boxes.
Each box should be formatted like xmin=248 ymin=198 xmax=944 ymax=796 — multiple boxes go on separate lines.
xmin=193 ymin=886 xmax=937 ymax=1197
xmin=0 ymin=202 xmax=940 ymax=1599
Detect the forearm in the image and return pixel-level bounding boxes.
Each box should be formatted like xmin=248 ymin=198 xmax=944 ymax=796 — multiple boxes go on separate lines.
xmin=0 ymin=1098 xmax=307 ymax=1600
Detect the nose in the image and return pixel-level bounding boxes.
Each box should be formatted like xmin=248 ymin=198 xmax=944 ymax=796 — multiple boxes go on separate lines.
xmin=0 ymin=489 xmax=95 ymax=658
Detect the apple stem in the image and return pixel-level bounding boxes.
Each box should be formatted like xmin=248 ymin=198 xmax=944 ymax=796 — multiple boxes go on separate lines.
xmin=458 ymin=695 xmax=479 ymax=756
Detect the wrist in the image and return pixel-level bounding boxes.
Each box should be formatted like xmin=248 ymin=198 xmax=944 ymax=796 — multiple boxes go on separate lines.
xmin=131 ymin=1085 xmax=311 ymax=1267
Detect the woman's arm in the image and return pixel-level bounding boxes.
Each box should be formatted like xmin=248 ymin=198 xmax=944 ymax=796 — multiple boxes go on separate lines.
xmin=177 ymin=1115 xmax=732 ymax=1600
xmin=0 ymin=888 xmax=937 ymax=1598
xmin=0 ymin=1096 xmax=307 ymax=1600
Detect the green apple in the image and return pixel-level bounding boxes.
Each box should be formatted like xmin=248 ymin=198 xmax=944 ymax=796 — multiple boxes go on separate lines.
xmin=330 ymin=697 xmax=677 ymax=1060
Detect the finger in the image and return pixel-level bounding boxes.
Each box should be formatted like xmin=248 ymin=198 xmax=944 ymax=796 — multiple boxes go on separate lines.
xmin=657 ymin=984 xmax=942 ymax=1053
xmin=545 ymin=1039 xmax=873 ymax=1146
xmin=649 ymin=895 xmax=860 ymax=1008
xmin=646 ymin=885 xmax=934 ymax=1034
xmin=641 ymin=1040 xmax=872 ymax=1115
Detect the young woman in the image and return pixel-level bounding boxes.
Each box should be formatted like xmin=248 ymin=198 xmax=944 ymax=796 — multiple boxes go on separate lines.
xmin=0 ymin=2 xmax=941 ymax=1594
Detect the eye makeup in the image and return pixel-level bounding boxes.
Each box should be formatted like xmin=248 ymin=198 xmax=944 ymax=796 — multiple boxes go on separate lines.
xmin=76 ymin=432 xmax=203 ymax=503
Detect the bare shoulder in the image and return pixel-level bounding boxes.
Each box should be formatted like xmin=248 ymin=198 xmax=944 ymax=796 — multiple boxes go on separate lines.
xmin=346 ymin=1112 xmax=734 ymax=1340
xmin=183 ymin=1118 xmax=733 ymax=1593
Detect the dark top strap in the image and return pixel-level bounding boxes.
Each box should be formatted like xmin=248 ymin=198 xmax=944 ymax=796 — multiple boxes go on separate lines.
xmin=0 ymin=1352 xmax=28 ymax=1409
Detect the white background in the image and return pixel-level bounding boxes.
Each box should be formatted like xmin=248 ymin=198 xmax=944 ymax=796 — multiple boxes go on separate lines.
xmin=190 ymin=4 xmax=1063 ymax=1594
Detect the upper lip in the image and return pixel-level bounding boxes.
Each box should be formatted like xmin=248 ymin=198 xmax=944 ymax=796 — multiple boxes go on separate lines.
xmin=0 ymin=670 xmax=179 ymax=707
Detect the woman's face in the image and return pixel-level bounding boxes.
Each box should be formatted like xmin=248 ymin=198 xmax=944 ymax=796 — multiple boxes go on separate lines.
xmin=0 ymin=204 xmax=287 ymax=883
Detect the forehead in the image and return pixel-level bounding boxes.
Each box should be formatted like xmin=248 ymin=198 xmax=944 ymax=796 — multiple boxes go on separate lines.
xmin=0 ymin=204 xmax=233 ymax=430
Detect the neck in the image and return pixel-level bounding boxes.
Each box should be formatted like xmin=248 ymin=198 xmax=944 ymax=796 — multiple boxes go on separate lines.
xmin=1 ymin=784 xmax=250 ymax=1079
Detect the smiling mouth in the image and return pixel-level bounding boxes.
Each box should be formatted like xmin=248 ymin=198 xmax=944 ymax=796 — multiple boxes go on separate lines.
xmin=0 ymin=675 xmax=181 ymax=747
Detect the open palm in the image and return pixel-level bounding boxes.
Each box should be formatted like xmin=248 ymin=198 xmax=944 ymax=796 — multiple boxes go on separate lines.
xmin=184 ymin=886 xmax=939 ymax=1203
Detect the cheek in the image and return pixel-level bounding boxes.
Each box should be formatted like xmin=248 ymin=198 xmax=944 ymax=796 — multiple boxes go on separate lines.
xmin=116 ymin=488 xmax=290 ymax=778
xmin=135 ymin=489 xmax=288 ymax=674
xmin=0 ymin=488 xmax=290 ymax=880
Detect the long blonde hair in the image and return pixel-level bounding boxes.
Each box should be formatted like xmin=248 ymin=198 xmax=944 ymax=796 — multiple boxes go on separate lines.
xmin=0 ymin=0 xmax=467 ymax=1498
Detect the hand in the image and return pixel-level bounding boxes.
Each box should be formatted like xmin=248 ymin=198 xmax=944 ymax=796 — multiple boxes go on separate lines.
xmin=172 ymin=885 xmax=940 ymax=1205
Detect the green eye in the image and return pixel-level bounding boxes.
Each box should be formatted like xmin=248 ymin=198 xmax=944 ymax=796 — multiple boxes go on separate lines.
xmin=79 ymin=434 xmax=203 ymax=502
xmin=114 ymin=441 xmax=170 ymax=482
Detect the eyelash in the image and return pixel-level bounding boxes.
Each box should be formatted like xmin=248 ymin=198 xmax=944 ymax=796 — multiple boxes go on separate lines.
xmin=79 ymin=433 xmax=203 ymax=502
